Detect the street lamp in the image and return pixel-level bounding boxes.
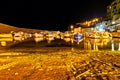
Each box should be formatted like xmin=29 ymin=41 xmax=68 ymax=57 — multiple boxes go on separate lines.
xmin=70 ymin=25 xmax=74 ymax=29
xmin=70 ymin=25 xmax=74 ymax=32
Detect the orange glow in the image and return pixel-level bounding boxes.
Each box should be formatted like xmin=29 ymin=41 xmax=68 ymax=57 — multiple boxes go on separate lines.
xmin=70 ymin=25 xmax=74 ymax=29
xmin=1 ymin=41 xmax=6 ymax=46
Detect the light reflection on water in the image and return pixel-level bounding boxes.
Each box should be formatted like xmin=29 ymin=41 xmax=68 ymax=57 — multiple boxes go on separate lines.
xmin=84 ymin=38 xmax=111 ymax=51
xmin=0 ymin=37 xmax=120 ymax=51
xmin=0 ymin=38 xmax=14 ymax=47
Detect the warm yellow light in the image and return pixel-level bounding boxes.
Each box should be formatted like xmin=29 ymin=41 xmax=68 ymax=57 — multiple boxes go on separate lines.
xmin=92 ymin=19 xmax=96 ymax=22
xmin=95 ymin=18 xmax=99 ymax=21
xmin=88 ymin=23 xmax=90 ymax=26
xmin=112 ymin=21 xmax=115 ymax=24
xmin=85 ymin=21 xmax=88 ymax=24
xmin=1 ymin=41 xmax=6 ymax=46
xmin=92 ymin=18 xmax=99 ymax=23
xmin=70 ymin=25 xmax=74 ymax=29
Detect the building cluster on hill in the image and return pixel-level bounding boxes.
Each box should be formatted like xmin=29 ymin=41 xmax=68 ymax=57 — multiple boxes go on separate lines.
xmin=68 ymin=0 xmax=120 ymax=33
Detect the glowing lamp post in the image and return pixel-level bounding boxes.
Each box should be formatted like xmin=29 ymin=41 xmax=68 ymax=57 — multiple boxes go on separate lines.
xmin=70 ymin=25 xmax=74 ymax=32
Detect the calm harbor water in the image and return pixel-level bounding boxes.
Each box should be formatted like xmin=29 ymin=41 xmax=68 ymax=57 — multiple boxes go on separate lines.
xmin=0 ymin=37 xmax=120 ymax=51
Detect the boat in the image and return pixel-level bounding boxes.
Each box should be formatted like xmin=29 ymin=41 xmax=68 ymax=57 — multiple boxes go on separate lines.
xmin=63 ymin=31 xmax=72 ymax=42
xmin=34 ymin=32 xmax=44 ymax=42
xmin=45 ymin=32 xmax=54 ymax=41
xmin=74 ymin=33 xmax=83 ymax=44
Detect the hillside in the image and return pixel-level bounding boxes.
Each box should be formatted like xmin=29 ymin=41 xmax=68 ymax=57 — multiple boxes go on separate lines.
xmin=0 ymin=23 xmax=44 ymax=33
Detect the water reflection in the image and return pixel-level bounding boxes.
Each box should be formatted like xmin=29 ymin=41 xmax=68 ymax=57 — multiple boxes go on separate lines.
xmin=0 ymin=41 xmax=15 ymax=47
xmin=84 ymin=38 xmax=111 ymax=51
xmin=1 ymin=36 xmax=120 ymax=51
xmin=34 ymin=38 xmax=44 ymax=43
xmin=111 ymin=40 xmax=114 ymax=51
xmin=118 ymin=42 xmax=120 ymax=51
xmin=34 ymin=38 xmax=54 ymax=44
xmin=1 ymin=41 xmax=6 ymax=46
xmin=47 ymin=40 xmax=53 ymax=44
xmin=0 ymin=38 xmax=13 ymax=42
xmin=63 ymin=33 xmax=83 ymax=44
xmin=111 ymin=39 xmax=120 ymax=51
xmin=0 ymin=37 xmax=13 ymax=47
xmin=63 ymin=38 xmax=71 ymax=42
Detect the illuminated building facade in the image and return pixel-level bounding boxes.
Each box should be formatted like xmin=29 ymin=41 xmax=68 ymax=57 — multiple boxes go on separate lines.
xmin=68 ymin=18 xmax=100 ymax=33
xmin=107 ymin=0 xmax=120 ymax=19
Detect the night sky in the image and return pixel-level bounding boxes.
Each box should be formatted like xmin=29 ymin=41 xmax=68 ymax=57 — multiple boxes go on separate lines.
xmin=0 ymin=0 xmax=114 ymax=31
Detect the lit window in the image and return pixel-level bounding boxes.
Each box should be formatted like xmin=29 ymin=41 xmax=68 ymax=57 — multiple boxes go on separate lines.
xmin=113 ymin=9 xmax=117 ymax=13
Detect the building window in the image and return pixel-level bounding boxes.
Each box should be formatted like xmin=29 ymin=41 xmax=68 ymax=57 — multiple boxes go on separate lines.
xmin=113 ymin=8 xmax=117 ymax=13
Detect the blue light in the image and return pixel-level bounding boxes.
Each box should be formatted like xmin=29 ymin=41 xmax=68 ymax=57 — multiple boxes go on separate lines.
xmin=74 ymin=33 xmax=82 ymax=42
xmin=95 ymin=25 xmax=104 ymax=31
xmin=114 ymin=9 xmax=117 ymax=13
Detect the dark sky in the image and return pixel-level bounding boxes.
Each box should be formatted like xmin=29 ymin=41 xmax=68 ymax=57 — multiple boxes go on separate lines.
xmin=0 ymin=0 xmax=114 ymax=31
